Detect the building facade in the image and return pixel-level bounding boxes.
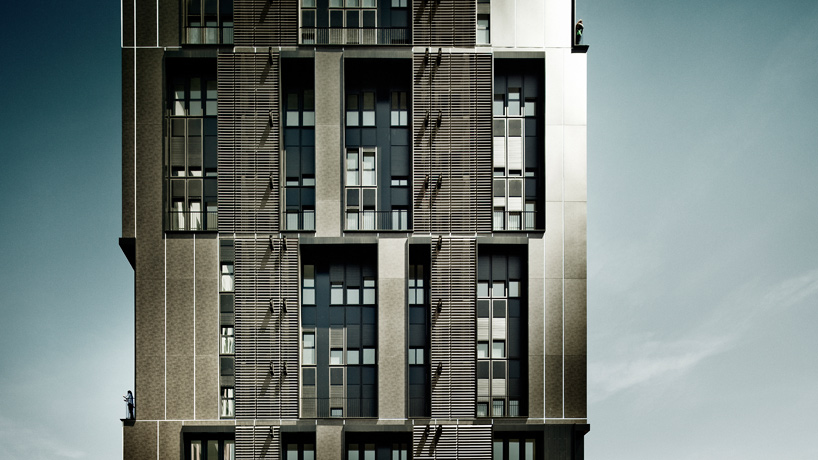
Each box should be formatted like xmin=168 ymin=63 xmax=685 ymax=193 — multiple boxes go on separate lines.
xmin=119 ymin=0 xmax=588 ymax=458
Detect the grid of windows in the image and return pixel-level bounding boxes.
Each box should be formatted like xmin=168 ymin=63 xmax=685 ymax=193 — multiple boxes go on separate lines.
xmin=477 ymin=248 xmax=527 ymax=417
xmin=284 ymin=86 xmax=317 ymax=231
xmin=167 ymin=70 xmax=218 ymax=231
xmin=182 ymin=0 xmax=234 ymax=44
xmin=301 ymin=251 xmax=378 ymax=418
xmin=345 ymin=148 xmax=378 ymax=230
xmin=408 ymin=257 xmax=430 ymax=416
xmin=188 ymin=438 xmax=235 ymax=460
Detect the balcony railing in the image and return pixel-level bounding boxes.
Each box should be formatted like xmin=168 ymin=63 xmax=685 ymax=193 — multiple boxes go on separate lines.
xmin=284 ymin=210 xmax=316 ymax=232
xmin=184 ymin=25 xmax=234 ymax=45
xmin=300 ymin=27 xmax=409 ymax=45
xmin=168 ymin=211 xmax=218 ymax=231
xmin=345 ymin=210 xmax=411 ymax=231
xmin=492 ymin=211 xmax=541 ymax=231
xmin=300 ymin=398 xmax=377 ymax=418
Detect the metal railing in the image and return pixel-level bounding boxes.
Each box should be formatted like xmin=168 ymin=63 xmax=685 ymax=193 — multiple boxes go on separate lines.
xmin=184 ymin=26 xmax=234 ymax=45
xmin=300 ymin=398 xmax=377 ymax=418
xmin=284 ymin=210 xmax=316 ymax=232
xmin=300 ymin=27 xmax=409 ymax=45
xmin=345 ymin=210 xmax=412 ymax=231
xmin=167 ymin=211 xmax=218 ymax=231
xmin=492 ymin=211 xmax=541 ymax=231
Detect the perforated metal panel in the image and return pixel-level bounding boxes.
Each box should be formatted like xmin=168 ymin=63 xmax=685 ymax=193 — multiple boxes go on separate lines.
xmin=234 ymin=0 xmax=298 ymax=46
xmin=412 ymin=0 xmax=475 ymax=47
xmin=236 ymin=425 xmax=281 ymax=460
xmin=430 ymin=238 xmax=476 ymax=418
xmin=413 ymin=424 xmax=492 ymax=460
xmin=218 ymin=52 xmax=281 ymax=234
xmin=413 ymin=51 xmax=492 ymax=234
xmin=234 ymin=237 xmax=299 ymax=420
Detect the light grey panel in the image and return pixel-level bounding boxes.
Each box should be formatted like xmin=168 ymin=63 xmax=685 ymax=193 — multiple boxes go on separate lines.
xmin=528 ymin=238 xmax=545 ymax=418
xmin=564 ymin=125 xmax=587 ymax=202
xmin=544 ymin=50 xmax=564 ymax=126
xmin=564 ymin=54 xmax=587 ymax=126
xmin=544 ymin=279 xmax=562 ymax=356
xmin=544 ymin=202 xmax=563 ymax=280
xmin=564 ymin=279 xmax=586 ymax=356
xmin=545 ymin=124 xmax=563 ymax=202
xmin=516 ymin=0 xmax=545 ymax=47
xmin=544 ymin=0 xmax=571 ymax=48
xmin=564 ymin=354 xmax=586 ymax=418
xmin=563 ymin=202 xmax=586 ymax=280
xmin=378 ymin=238 xmax=407 ymax=419
xmin=544 ymin=353 xmax=562 ymax=418
xmin=491 ymin=0 xmax=515 ymax=48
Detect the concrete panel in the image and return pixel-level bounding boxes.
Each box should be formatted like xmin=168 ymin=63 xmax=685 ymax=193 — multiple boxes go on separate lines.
xmin=491 ymin=0 xmax=516 ymax=48
xmin=544 ymin=354 xmax=562 ymax=418
xmin=135 ymin=269 xmax=165 ymax=420
xmin=136 ymin=350 xmax=165 ymax=420
xmin=316 ymin=424 xmax=343 ymax=460
xmin=544 ymin=279 xmax=562 ymax=356
xmin=564 ymin=279 xmax=586 ymax=356
xmin=564 ymin=54 xmax=587 ymax=126
xmin=167 ymin=238 xmax=195 ymax=279
xmin=528 ymin=239 xmax=545 ymax=418
xmin=544 ymin=0 xmax=570 ymax=48
xmin=563 ymin=202 xmax=586 ymax=280
xmin=158 ymin=421 xmax=183 ymax=460
xmin=167 ymin=354 xmax=195 ymax=420
xmin=563 ymin=354 xmax=586 ymax=418
xmin=195 ymin=355 xmax=219 ymax=419
xmin=136 ymin=0 xmax=157 ymax=46
xmin=122 ymin=0 xmax=134 ymax=48
xmin=159 ymin=0 xmax=180 ymax=47
xmin=166 ymin=277 xmax=194 ymax=353
xmin=195 ymin=276 xmax=219 ymax=356
xmin=123 ymin=421 xmax=157 ymax=460
xmin=527 ymin=237 xmax=544 ymax=281
xmin=314 ymin=51 xmax=343 ymax=238
xmin=544 ymin=124 xmax=563 ymax=202
xmin=544 ymin=202 xmax=563 ymax=280
xmin=528 ymin=351 xmax=544 ymax=419
xmin=564 ymin=125 xmax=587 ymax=202
xmin=194 ymin=235 xmax=219 ymax=280
xmin=545 ymin=51 xmax=564 ymax=126
xmin=122 ymin=48 xmax=136 ymax=238
xmin=377 ymin=278 xmax=406 ymax=419
xmin=378 ymin=238 xmax=407 ymax=279
xmin=516 ymin=0 xmax=545 ymax=48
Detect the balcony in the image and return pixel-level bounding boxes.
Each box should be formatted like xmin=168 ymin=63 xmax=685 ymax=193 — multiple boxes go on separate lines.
xmin=184 ymin=25 xmax=234 ymax=45
xmin=167 ymin=211 xmax=218 ymax=231
xmin=345 ymin=210 xmax=411 ymax=231
xmin=492 ymin=211 xmax=541 ymax=231
xmin=300 ymin=27 xmax=409 ymax=45
xmin=300 ymin=398 xmax=377 ymax=418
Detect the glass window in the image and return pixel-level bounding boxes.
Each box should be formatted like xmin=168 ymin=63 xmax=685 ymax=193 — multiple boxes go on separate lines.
xmin=362 ymin=92 xmax=375 ymax=126
xmin=492 ymin=399 xmax=504 ymax=417
xmin=221 ymin=387 xmax=235 ymax=417
xmin=303 ymin=332 xmax=316 ymax=365
xmin=362 ymin=151 xmax=376 ymax=186
xmin=363 ymin=348 xmax=376 ymax=364
xmin=331 ymin=281 xmax=344 ymax=304
xmin=220 ymin=263 xmax=234 ymax=292
xmin=330 ymin=349 xmax=344 ymax=365
xmin=477 ymin=342 xmax=489 ymax=358
xmin=346 ymin=150 xmax=359 ymax=186
xmin=478 ymin=402 xmax=489 ymax=418
xmin=347 ymin=349 xmax=360 ymax=365
xmin=220 ymin=326 xmax=235 ymax=354
xmin=492 ymin=341 xmax=505 ymax=358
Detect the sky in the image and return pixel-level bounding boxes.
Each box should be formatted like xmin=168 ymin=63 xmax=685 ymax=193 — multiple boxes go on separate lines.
xmin=0 ymin=0 xmax=816 ymax=459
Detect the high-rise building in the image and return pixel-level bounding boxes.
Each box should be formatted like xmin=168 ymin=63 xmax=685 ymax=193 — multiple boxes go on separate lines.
xmin=119 ymin=0 xmax=588 ymax=458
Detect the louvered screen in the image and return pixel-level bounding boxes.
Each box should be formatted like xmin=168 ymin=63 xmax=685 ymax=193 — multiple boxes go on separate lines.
xmin=430 ymin=238 xmax=475 ymax=419
xmin=236 ymin=425 xmax=281 ymax=460
xmin=234 ymin=237 xmax=299 ymax=420
xmin=218 ymin=51 xmax=281 ymax=234
xmin=412 ymin=0 xmax=475 ymax=47
xmin=412 ymin=424 xmax=492 ymax=460
xmin=234 ymin=0 xmax=298 ymax=46
xmin=412 ymin=52 xmax=491 ymax=234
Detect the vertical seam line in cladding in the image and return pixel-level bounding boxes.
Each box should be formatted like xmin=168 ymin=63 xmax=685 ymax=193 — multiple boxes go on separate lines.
xmin=164 ymin=237 xmax=167 ymax=420
xmin=155 ymin=0 xmax=158 ymax=46
xmin=561 ymin=87 xmax=566 ymax=417
xmin=132 ymin=46 xmax=136 ymax=238
xmin=156 ymin=420 xmax=159 ymax=460
xmin=193 ymin=234 xmax=197 ymax=419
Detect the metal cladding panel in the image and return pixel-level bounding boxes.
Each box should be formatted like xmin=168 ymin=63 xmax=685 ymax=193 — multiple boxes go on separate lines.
xmin=236 ymin=425 xmax=281 ymax=460
xmin=412 ymin=0 xmax=475 ymax=47
xmin=412 ymin=52 xmax=491 ymax=234
xmin=234 ymin=237 xmax=299 ymax=419
xmin=430 ymin=238 xmax=475 ymax=418
xmin=234 ymin=0 xmax=298 ymax=46
xmin=218 ymin=52 xmax=281 ymax=234
xmin=413 ymin=424 xmax=492 ymax=460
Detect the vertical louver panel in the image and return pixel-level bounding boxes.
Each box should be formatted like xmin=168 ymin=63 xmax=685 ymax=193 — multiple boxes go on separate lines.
xmin=413 ymin=424 xmax=492 ymax=460
xmin=235 ymin=237 xmax=299 ymax=420
xmin=234 ymin=0 xmax=298 ymax=46
xmin=236 ymin=425 xmax=281 ymax=460
xmin=430 ymin=238 xmax=475 ymax=419
xmin=412 ymin=52 xmax=491 ymax=234
xmin=412 ymin=0 xmax=474 ymax=47
xmin=218 ymin=52 xmax=281 ymax=234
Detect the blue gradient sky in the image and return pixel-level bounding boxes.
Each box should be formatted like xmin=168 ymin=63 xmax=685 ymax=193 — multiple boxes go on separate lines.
xmin=0 ymin=0 xmax=816 ymax=458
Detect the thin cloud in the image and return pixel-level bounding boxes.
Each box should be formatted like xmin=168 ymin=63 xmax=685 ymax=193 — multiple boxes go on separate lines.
xmin=0 ymin=417 xmax=86 ymax=460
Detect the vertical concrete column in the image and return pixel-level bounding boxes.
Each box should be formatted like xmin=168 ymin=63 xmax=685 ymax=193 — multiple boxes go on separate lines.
xmin=377 ymin=238 xmax=408 ymax=419
xmin=314 ymin=51 xmax=343 ymax=237
xmin=316 ymin=424 xmax=344 ymax=460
